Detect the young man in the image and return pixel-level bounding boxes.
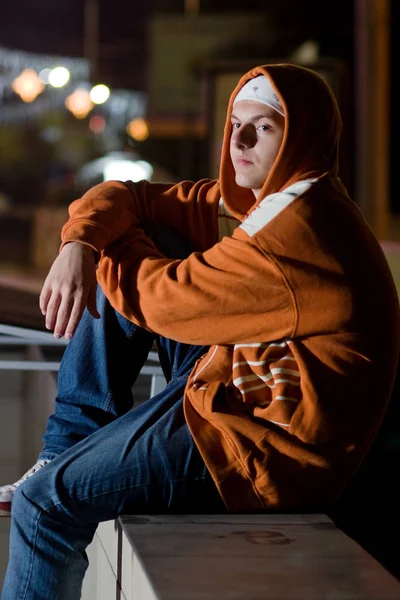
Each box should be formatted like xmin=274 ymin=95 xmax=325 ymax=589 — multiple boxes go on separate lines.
xmin=1 ymin=64 xmax=399 ymax=599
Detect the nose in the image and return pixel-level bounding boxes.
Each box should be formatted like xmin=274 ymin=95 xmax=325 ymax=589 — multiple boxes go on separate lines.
xmin=232 ymin=124 xmax=256 ymax=149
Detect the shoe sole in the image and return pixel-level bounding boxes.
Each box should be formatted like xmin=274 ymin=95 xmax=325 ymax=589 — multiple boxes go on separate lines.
xmin=0 ymin=503 xmax=11 ymax=517
xmin=0 ymin=460 xmax=50 ymax=518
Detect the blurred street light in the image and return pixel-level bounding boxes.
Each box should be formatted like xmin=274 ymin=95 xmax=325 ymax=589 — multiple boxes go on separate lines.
xmin=90 ymin=84 xmax=110 ymax=104
xmin=38 ymin=68 xmax=52 ymax=84
xmin=11 ymin=69 xmax=44 ymax=103
xmin=77 ymin=152 xmax=154 ymax=186
xmin=65 ymin=88 xmax=93 ymax=119
xmin=290 ymin=40 xmax=319 ymax=65
xmin=126 ymin=118 xmax=149 ymax=141
xmin=48 ymin=66 xmax=71 ymax=88
xmin=89 ymin=114 xmax=106 ymax=133
xmin=104 ymin=159 xmax=153 ymax=182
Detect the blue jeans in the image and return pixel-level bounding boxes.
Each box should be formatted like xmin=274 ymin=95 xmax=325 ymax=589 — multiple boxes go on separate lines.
xmin=1 ymin=287 xmax=226 ymax=600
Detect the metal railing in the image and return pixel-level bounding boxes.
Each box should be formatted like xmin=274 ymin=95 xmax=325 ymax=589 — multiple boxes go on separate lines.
xmin=0 ymin=323 xmax=166 ymax=395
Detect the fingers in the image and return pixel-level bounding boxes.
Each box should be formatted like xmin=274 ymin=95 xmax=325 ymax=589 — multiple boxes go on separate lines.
xmin=44 ymin=292 xmax=62 ymax=333
xmin=38 ymin=244 xmax=100 ymax=339
xmin=64 ymin=298 xmax=87 ymax=340
xmin=53 ymin=295 xmax=74 ymax=339
xmin=42 ymin=290 xmax=98 ymax=339
xmin=44 ymin=291 xmax=87 ymax=339
xmin=39 ymin=284 xmax=52 ymax=316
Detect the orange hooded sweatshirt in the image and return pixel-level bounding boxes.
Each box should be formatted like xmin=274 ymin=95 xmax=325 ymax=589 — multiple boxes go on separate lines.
xmin=61 ymin=64 xmax=400 ymax=511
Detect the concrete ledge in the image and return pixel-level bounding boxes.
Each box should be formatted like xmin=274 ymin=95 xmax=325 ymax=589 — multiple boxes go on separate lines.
xmin=82 ymin=514 xmax=400 ymax=600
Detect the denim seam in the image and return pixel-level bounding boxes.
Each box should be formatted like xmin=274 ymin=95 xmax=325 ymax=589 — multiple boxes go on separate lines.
xmin=104 ymin=391 xmax=114 ymax=413
xmin=42 ymin=474 xmax=211 ymax=515
xmin=44 ymin=482 xmax=152 ymax=513
xmin=126 ymin=327 xmax=140 ymax=341
xmin=169 ymin=373 xmax=189 ymax=385
xmin=38 ymin=452 xmax=59 ymax=461
xmin=19 ymin=497 xmax=42 ymax=600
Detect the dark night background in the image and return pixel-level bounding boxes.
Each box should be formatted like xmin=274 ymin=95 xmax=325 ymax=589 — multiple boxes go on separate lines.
xmin=0 ymin=1 xmax=355 ymax=89
xmin=1 ymin=0 xmax=397 ymax=204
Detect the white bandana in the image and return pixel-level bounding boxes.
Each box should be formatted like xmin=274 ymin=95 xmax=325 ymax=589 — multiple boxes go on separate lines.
xmin=233 ymin=75 xmax=285 ymax=117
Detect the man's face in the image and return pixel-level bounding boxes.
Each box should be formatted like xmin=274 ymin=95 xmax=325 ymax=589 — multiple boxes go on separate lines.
xmin=229 ymin=100 xmax=284 ymax=198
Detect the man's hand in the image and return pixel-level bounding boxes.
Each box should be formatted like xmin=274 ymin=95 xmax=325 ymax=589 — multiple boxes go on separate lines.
xmin=39 ymin=242 xmax=100 ymax=339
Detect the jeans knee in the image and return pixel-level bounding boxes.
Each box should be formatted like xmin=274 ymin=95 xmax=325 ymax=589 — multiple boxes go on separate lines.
xmin=12 ymin=469 xmax=53 ymax=518
xmin=11 ymin=484 xmax=36 ymax=520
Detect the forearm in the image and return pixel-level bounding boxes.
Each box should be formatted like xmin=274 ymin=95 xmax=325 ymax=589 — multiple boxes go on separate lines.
xmin=61 ymin=180 xmax=139 ymax=253
xmin=96 ymin=225 xmax=295 ymax=346
xmin=61 ymin=178 xmax=221 ymax=256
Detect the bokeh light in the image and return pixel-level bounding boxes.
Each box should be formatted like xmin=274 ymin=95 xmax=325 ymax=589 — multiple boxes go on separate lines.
xmin=104 ymin=159 xmax=153 ymax=182
xmin=65 ymin=88 xmax=93 ymax=119
xmin=48 ymin=67 xmax=71 ymax=88
xmin=89 ymin=115 xmax=106 ymax=134
xmin=38 ymin=68 xmax=52 ymax=84
xmin=11 ymin=69 xmax=45 ymax=103
xmin=126 ymin=118 xmax=149 ymax=142
xmin=90 ymin=84 xmax=110 ymax=104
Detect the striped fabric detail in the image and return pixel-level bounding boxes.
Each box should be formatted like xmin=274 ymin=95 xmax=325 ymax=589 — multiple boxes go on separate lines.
xmin=193 ymin=345 xmax=218 ymax=382
xmin=233 ymin=369 xmax=300 ymax=391
xmin=190 ymin=340 xmax=301 ymax=431
xmin=232 ymin=340 xmax=302 ymax=428
xmin=234 ymin=341 xmax=288 ymax=349
xmin=240 ymin=179 xmax=317 ymax=237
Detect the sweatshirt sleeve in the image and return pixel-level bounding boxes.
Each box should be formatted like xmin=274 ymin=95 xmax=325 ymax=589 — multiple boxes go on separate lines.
xmin=96 ymin=225 xmax=296 ymax=346
xmin=61 ymin=178 xmax=220 ymax=254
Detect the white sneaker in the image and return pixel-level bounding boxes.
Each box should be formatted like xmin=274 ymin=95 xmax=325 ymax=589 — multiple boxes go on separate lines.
xmin=0 ymin=459 xmax=50 ymax=517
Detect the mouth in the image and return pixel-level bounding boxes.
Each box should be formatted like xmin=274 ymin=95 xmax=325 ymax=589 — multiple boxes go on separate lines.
xmin=235 ymin=156 xmax=253 ymax=166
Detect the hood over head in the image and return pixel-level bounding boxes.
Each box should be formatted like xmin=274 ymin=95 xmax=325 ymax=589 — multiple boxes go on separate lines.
xmin=219 ymin=63 xmax=342 ymax=220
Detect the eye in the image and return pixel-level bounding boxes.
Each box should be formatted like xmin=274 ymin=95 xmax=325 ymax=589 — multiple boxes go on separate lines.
xmin=231 ymin=122 xmax=241 ymax=129
xmin=258 ymin=124 xmax=272 ymax=132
